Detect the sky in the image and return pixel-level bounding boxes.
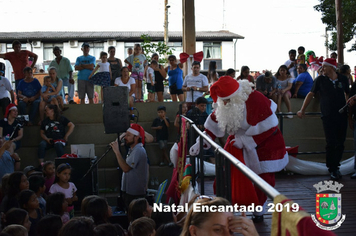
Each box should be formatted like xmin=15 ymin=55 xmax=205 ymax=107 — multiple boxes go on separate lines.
xmin=1 ymin=0 xmax=355 ymax=72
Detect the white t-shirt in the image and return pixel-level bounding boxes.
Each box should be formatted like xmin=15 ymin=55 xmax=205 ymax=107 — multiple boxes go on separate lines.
xmin=98 ymin=62 xmax=110 ymax=73
xmin=0 ymin=76 xmax=12 ymax=99
xmin=49 ymin=182 xmax=77 ymax=198
xmin=183 ymin=73 xmax=209 ymax=102
xmin=277 ymin=77 xmax=294 ymax=90
xmin=284 ymin=60 xmax=298 ymax=79
xmin=146 ymin=67 xmax=155 ymax=84
xmin=114 ymin=77 xmax=136 ymax=97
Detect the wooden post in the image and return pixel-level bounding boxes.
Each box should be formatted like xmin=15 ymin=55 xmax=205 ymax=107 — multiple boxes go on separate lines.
xmin=182 ymin=0 xmax=196 ymax=77
xmin=335 ymin=0 xmax=344 ymax=64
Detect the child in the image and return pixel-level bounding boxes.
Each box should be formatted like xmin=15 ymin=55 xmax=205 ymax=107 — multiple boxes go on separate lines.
xmin=146 ymin=60 xmax=158 ymax=102
xmin=46 ymin=192 xmax=69 ymax=224
xmin=28 ymin=175 xmax=46 ymax=214
xmin=37 ymin=215 xmax=63 ymax=236
xmin=4 ymin=208 xmax=31 ymax=232
xmin=2 ymin=224 xmax=28 ymax=236
xmin=151 ymin=106 xmax=172 ymax=167
xmin=174 ymin=102 xmax=188 ymax=129
xmin=125 ymin=44 xmax=147 ymax=102
xmin=85 ymin=197 xmax=112 ymax=225
xmin=42 ymin=161 xmax=55 ymax=195
xmin=1 ymin=172 xmax=29 ymax=213
xmin=41 ymin=76 xmax=65 ymax=111
xmin=297 ymin=46 xmax=305 ymax=65
xmin=88 ymin=51 xmax=112 ymax=102
xmin=49 ymin=163 xmax=78 ymax=219
xmin=19 ymin=189 xmax=42 ymax=236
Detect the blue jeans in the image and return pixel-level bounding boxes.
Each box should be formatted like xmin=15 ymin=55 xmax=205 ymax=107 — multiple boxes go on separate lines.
xmin=38 ymin=140 xmax=65 ymax=160
xmin=62 ymin=78 xmax=74 ymax=102
xmin=18 ymin=99 xmax=40 ymax=123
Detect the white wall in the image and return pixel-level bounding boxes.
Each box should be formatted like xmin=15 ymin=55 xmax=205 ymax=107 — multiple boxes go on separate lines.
xmin=221 ymin=41 xmax=234 ymax=70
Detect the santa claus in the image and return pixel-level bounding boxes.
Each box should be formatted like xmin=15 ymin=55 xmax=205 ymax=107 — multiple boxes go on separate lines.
xmin=189 ymin=76 xmax=289 ymax=222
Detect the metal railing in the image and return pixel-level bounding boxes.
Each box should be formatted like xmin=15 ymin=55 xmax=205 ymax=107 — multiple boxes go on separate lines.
xmin=182 ymin=115 xmax=280 ymax=202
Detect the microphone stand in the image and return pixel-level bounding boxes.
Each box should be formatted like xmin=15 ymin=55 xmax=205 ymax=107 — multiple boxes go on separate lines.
xmin=81 ymin=144 xmax=114 ymax=180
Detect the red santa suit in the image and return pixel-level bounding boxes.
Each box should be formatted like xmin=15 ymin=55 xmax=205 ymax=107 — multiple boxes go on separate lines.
xmin=192 ymin=76 xmax=289 ymax=207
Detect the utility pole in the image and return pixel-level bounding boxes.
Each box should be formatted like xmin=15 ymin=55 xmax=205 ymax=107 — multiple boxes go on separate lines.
xmin=335 ymin=0 xmax=344 ymax=64
xmin=182 ymin=0 xmax=196 ymax=76
xmin=222 ymin=0 xmax=226 ymax=29
xmin=164 ymin=0 xmax=169 ymax=46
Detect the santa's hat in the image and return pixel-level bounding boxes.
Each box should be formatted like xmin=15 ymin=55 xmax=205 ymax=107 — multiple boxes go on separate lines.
xmin=4 ymin=103 xmax=17 ymax=121
xmin=127 ymin=123 xmax=145 ymax=145
xmin=322 ymin=58 xmax=337 ymax=69
xmin=210 ymin=76 xmax=240 ymax=103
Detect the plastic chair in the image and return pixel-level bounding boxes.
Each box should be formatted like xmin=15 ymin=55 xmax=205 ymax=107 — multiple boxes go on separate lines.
xmin=147 ymin=179 xmax=168 ymax=204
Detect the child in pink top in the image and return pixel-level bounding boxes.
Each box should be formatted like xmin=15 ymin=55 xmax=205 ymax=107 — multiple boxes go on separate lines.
xmin=49 ymin=163 xmax=78 ymax=218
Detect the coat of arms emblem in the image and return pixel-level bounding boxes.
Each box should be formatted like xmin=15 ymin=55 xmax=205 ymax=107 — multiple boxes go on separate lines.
xmin=311 ymin=180 xmax=346 ymax=230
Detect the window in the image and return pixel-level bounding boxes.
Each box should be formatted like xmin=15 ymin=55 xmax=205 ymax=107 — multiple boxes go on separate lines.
xmin=6 ymin=44 xmax=26 ymax=52
xmin=167 ymin=42 xmax=181 ymax=57
xmin=90 ymin=42 xmax=104 ymax=60
xmin=203 ymin=42 xmax=221 ymax=59
xmin=203 ymin=42 xmax=222 ymax=70
xmin=43 ymin=43 xmax=63 ymax=61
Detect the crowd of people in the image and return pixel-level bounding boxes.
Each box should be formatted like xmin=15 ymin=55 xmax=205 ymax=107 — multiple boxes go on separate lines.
xmin=0 ymin=39 xmax=354 ymax=236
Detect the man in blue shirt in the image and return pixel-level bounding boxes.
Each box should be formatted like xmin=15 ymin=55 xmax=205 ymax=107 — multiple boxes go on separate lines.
xmin=75 ymin=43 xmax=95 ymax=104
xmin=292 ymin=64 xmax=313 ymax=98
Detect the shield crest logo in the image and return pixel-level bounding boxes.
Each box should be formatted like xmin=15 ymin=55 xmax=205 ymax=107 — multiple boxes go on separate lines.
xmin=316 ymin=193 xmax=341 ymax=224
xmin=311 ymin=180 xmax=346 ymax=231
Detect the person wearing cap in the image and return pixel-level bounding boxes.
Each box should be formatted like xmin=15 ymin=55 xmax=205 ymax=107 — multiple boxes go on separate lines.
xmin=49 ymin=46 xmax=74 ymax=104
xmin=0 ymin=63 xmax=15 ymax=115
xmin=182 ymin=61 xmax=209 ymax=103
xmin=297 ymin=58 xmax=349 ymax=180
xmin=0 ymin=40 xmax=38 ymax=93
xmin=189 ymin=76 xmax=288 ymax=223
xmin=110 ymin=124 xmax=148 ymax=208
xmin=23 ymin=165 xmax=36 ymax=177
xmin=255 ymin=70 xmax=278 ymax=103
xmin=0 ymin=104 xmax=23 ymax=154
xmin=74 ymin=43 xmax=96 ymax=104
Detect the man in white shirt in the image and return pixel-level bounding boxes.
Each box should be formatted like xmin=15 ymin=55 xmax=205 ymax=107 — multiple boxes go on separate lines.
xmin=0 ymin=62 xmax=15 ymax=115
xmin=182 ymin=61 xmax=209 ymax=102
xmin=284 ymin=49 xmax=298 ymax=79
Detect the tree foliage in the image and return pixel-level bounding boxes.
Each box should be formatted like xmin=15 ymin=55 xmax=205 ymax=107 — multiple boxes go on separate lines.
xmin=140 ymin=34 xmax=174 ymax=64
xmin=314 ymin=0 xmax=356 ymax=51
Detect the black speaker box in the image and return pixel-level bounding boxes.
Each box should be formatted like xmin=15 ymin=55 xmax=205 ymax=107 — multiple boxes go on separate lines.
xmin=103 ymin=86 xmax=130 ymax=134
xmin=55 ymin=158 xmax=98 ymax=211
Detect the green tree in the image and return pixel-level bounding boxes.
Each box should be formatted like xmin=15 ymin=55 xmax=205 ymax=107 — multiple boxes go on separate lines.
xmin=314 ymin=0 xmax=356 ymax=51
xmin=140 ymin=34 xmax=174 ymax=64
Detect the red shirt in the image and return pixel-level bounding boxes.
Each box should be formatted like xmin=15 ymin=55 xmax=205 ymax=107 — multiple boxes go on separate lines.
xmin=5 ymin=50 xmax=36 ymax=80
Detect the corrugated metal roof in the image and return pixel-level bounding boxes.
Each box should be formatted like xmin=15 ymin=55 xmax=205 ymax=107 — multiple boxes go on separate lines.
xmin=0 ymin=31 xmax=244 ymax=43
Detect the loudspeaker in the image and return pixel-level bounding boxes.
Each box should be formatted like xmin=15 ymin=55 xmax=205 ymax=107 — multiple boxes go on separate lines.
xmin=103 ymin=86 xmax=130 ymax=134
xmin=55 ymin=158 xmax=98 ymax=211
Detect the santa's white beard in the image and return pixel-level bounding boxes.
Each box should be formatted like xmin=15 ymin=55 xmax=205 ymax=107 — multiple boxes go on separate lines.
xmin=214 ymin=96 xmax=245 ymax=135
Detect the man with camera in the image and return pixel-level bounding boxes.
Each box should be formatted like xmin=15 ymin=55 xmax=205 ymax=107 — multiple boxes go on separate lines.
xmin=182 ymin=61 xmax=209 ymax=102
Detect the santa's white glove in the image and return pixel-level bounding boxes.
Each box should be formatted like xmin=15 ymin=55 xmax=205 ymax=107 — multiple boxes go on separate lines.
xmin=189 ymin=133 xmax=212 ymax=156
